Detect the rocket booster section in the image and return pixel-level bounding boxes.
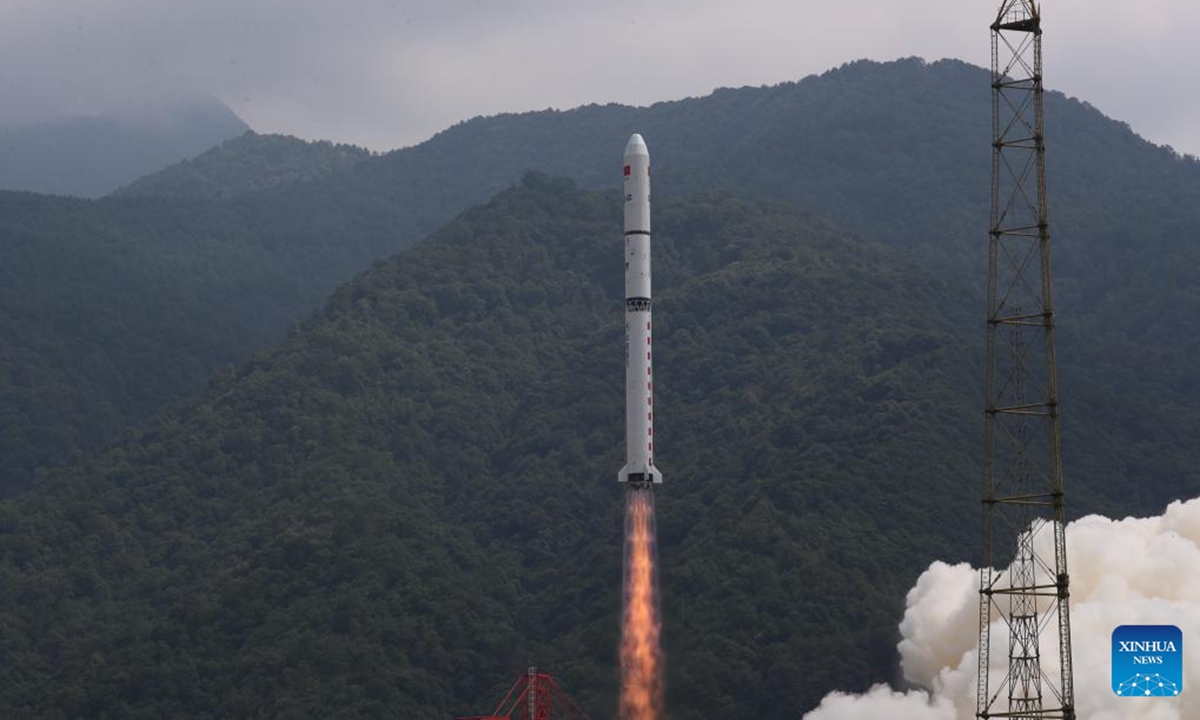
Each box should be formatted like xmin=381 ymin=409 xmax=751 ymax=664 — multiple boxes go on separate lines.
xmin=618 ymin=134 xmax=663 ymax=486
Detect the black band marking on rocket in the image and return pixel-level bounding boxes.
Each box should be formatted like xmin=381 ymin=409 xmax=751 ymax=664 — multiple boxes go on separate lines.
xmin=624 ymin=230 xmax=651 ymax=236
xmin=626 ymin=298 xmax=652 ymax=312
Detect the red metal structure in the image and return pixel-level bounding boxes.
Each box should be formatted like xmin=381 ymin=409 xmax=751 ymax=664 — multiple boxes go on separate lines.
xmin=457 ymin=667 xmax=591 ymax=720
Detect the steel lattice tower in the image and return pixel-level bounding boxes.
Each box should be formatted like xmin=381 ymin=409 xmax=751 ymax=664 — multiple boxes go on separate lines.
xmin=977 ymin=2 xmax=1074 ymax=719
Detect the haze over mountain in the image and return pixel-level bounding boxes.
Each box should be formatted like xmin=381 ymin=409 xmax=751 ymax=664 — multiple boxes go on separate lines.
xmin=6 ymin=0 xmax=1197 ymax=157
xmin=4 ymin=58 xmax=1197 ymax=502
xmin=0 ymin=98 xmax=249 ymax=197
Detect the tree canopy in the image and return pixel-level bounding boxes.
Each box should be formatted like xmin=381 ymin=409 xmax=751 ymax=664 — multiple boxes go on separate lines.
xmin=0 ymin=175 xmax=1192 ymax=718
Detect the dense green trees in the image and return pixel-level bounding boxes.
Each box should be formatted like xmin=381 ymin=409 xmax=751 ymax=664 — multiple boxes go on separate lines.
xmin=1 ymin=57 xmax=1199 ymax=716
xmin=0 ymin=176 xmax=1192 ymax=718
xmin=6 ymin=58 xmax=1200 ymax=504
xmin=115 ymin=132 xmax=372 ymax=199
xmin=0 ymin=189 xmax=403 ymax=494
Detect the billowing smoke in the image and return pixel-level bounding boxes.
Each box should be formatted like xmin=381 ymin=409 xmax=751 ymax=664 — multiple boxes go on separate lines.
xmin=803 ymin=496 xmax=1200 ymax=719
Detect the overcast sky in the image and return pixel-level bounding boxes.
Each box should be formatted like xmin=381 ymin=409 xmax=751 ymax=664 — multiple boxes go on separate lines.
xmin=1 ymin=0 xmax=1197 ymax=155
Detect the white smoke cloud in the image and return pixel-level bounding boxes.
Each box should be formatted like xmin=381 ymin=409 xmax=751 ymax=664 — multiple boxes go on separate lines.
xmin=804 ymin=685 xmax=956 ymax=720
xmin=803 ymin=497 xmax=1200 ymax=720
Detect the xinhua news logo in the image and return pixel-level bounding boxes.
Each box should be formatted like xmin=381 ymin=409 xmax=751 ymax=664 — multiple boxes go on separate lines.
xmin=1112 ymin=625 xmax=1183 ymax=697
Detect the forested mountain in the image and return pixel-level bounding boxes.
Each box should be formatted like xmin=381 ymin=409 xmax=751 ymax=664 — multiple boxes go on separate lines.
xmin=3 ymin=58 xmax=1199 ymax=525
xmin=0 ymin=98 xmax=249 ymax=197
xmin=114 ymin=132 xmax=372 ymax=199
xmin=0 ymin=186 xmax=412 ymax=495
xmin=0 ymin=175 xmax=1181 ymax=719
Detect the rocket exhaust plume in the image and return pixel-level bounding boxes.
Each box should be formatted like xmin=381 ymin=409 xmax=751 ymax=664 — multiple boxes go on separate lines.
xmin=618 ymin=134 xmax=664 ymax=719
xmin=620 ymin=488 xmax=663 ymax=720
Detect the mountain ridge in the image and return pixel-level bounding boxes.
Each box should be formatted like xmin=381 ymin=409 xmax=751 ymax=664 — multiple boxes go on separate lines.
xmin=1 ymin=172 xmax=1193 ymax=717
xmin=2 ymin=56 xmax=1197 ymax=520
xmin=0 ymin=176 xmax=981 ymax=717
xmin=0 ymin=98 xmax=250 ymax=197
xmin=114 ymin=132 xmax=372 ymax=199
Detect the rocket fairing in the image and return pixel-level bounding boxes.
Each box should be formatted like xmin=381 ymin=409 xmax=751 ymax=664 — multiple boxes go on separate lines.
xmin=618 ymin=133 xmax=663 ymax=485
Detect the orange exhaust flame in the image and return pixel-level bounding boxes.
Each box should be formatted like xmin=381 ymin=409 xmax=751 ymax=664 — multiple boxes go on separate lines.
xmin=619 ymin=488 xmax=663 ymax=720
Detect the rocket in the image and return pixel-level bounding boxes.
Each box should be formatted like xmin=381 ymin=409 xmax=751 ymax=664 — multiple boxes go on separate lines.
xmin=618 ymin=134 xmax=663 ymax=486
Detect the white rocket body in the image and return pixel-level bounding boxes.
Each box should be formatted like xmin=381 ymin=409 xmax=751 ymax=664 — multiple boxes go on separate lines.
xmin=618 ymin=134 xmax=662 ymax=485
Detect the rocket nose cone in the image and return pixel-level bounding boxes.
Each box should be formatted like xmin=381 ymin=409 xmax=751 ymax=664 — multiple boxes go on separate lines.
xmin=624 ymin=133 xmax=649 ymax=158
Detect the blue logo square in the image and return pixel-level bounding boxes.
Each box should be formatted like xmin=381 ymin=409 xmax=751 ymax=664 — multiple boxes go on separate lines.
xmin=1112 ymin=625 xmax=1183 ymax=697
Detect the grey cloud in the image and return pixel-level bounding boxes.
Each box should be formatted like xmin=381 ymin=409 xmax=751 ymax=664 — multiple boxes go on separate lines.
xmin=0 ymin=0 xmax=1196 ymax=154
